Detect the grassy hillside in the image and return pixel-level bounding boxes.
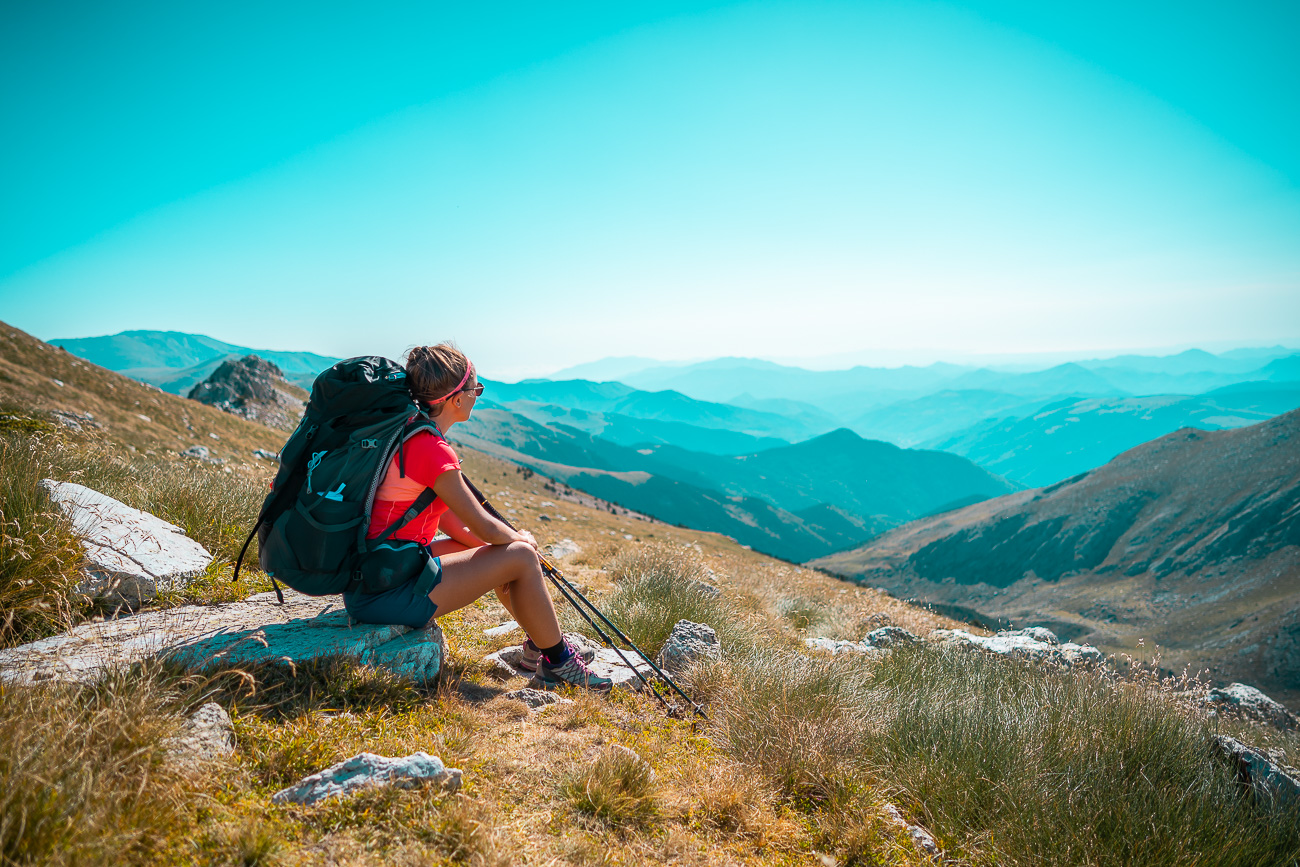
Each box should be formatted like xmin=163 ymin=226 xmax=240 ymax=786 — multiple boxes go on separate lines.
xmin=814 ymin=410 xmax=1300 ymax=709
xmin=2 ymin=329 xmax=1299 ymax=865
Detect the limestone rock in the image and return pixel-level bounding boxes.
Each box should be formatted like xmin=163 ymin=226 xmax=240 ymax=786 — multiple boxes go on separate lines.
xmin=882 ymin=803 xmax=940 ymax=857
xmin=1213 ymin=735 xmax=1300 ymax=807
xmin=655 ymin=620 xmax=720 ymax=675
xmin=804 ymin=637 xmax=884 ymax=657
xmin=272 ymin=751 xmax=462 ymax=805
xmin=503 ymin=687 xmax=573 ymax=711
xmin=167 ymin=702 xmax=234 ymax=764
xmin=543 ymin=539 xmax=582 ymax=559
xmin=253 ymin=448 xmax=279 ymax=462
xmin=0 ymin=589 xmax=445 ymax=686
xmin=1002 ymin=626 xmax=1060 ymax=646
xmin=484 ymin=620 xmax=520 ymax=638
xmin=1205 ymin=683 xmax=1297 ymax=730
xmin=188 ymin=355 xmax=305 ymax=432
xmin=864 ymin=626 xmax=920 ymax=648
xmin=40 ymin=479 xmax=213 ymax=607
xmin=930 ymin=627 xmax=1102 ymax=669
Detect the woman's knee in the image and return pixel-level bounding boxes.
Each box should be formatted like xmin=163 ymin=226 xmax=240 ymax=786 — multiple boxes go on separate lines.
xmin=504 ymin=540 xmax=542 ymax=571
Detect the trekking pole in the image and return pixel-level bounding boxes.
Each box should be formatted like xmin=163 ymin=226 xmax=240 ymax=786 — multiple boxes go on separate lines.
xmin=464 ymin=478 xmax=677 ymax=712
xmin=465 ymin=477 xmax=707 ymax=719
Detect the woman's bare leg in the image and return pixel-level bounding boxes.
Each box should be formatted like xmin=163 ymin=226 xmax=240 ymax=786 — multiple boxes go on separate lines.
xmin=428 ymin=539 xmax=519 ymax=623
xmin=428 ymin=543 xmax=560 ymax=647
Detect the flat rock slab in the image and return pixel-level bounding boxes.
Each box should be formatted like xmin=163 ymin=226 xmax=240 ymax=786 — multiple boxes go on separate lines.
xmin=41 ymin=479 xmax=213 ymax=607
xmin=1206 ymin=683 xmax=1297 ymax=730
xmin=272 ymin=751 xmax=462 ymax=805
xmin=0 ymin=589 xmax=446 ymax=686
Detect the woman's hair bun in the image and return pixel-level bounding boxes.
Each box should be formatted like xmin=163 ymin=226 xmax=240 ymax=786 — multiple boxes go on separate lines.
xmin=406 ymin=343 xmax=472 ymax=407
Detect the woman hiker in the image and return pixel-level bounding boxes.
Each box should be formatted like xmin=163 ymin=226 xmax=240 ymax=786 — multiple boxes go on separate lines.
xmin=343 ymin=343 xmax=611 ymax=691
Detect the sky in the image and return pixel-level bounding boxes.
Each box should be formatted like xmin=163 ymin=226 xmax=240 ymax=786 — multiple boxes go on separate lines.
xmin=2 ymin=1 xmax=1298 ymax=380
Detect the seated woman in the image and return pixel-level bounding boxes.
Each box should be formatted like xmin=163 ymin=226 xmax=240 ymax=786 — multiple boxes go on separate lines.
xmin=343 ymin=343 xmax=610 ymax=691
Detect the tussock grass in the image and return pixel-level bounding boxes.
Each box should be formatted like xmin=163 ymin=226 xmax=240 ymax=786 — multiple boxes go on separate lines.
xmin=561 ymin=744 xmax=660 ymax=825
xmin=0 ymin=432 xmax=92 ymax=646
xmin=564 ymin=544 xmax=754 ymax=657
xmin=0 ymin=663 xmax=192 ymax=866
xmin=0 ymin=426 xmax=271 ymax=647
xmin=706 ymin=644 xmax=1300 ymax=865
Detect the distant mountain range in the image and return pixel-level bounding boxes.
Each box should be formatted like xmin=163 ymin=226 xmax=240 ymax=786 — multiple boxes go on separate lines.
xmin=811 ymin=408 xmax=1300 ymax=706
xmin=453 ymin=407 xmax=1015 ymax=562
xmin=49 ymin=331 xmax=341 ymax=395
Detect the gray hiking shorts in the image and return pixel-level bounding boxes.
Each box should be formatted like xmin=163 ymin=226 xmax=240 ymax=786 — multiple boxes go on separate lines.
xmin=342 ymin=554 xmax=442 ymax=629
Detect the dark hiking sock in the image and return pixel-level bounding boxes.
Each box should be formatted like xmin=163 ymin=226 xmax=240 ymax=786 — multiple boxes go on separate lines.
xmin=540 ymin=639 xmax=572 ymax=666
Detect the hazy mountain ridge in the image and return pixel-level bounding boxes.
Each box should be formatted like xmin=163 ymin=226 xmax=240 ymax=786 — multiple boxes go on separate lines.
xmin=811 ymin=409 xmax=1300 ymax=705
xmin=52 ymin=330 xmax=341 ymax=393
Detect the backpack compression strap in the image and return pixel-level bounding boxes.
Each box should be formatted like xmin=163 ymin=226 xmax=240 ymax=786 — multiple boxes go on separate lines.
xmin=369 ymin=486 xmax=438 ymax=549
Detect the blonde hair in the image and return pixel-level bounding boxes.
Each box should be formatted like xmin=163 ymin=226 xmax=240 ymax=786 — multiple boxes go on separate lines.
xmin=406 ymin=343 xmax=473 ymax=408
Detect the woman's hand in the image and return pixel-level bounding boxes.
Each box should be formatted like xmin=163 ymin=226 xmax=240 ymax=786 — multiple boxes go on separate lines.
xmin=513 ymin=529 xmax=539 ymax=552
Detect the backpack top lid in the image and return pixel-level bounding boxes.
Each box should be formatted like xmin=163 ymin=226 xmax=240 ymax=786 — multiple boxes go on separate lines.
xmin=308 ymin=356 xmax=414 ymax=420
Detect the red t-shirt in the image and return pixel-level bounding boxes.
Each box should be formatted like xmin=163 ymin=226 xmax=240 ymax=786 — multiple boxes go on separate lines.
xmin=366 ymin=431 xmax=460 ymax=544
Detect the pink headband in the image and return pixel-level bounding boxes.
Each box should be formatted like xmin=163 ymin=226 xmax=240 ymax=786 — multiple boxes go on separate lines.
xmin=429 ymin=362 xmax=474 ymax=404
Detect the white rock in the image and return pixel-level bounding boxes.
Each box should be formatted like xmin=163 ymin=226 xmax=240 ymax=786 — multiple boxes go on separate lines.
xmin=930 ymin=628 xmax=1103 ymax=669
xmin=167 ymin=702 xmax=234 ymax=764
xmin=1002 ymin=626 xmax=1060 ymax=645
xmin=882 ymin=803 xmax=940 ymax=856
xmin=863 ymin=626 xmax=920 ymax=648
xmin=40 ymin=479 xmax=213 ymax=607
xmin=1213 ymin=735 xmax=1300 ymax=807
xmin=272 ymin=751 xmax=462 ymax=805
xmin=544 ymin=539 xmax=582 ymax=559
xmin=655 ymin=620 xmax=720 ymax=675
xmin=253 ymin=448 xmax=279 ymax=462
xmin=484 ymin=620 xmax=520 ymax=638
xmin=0 ymin=589 xmax=446 ymax=686
xmin=1206 ymin=683 xmax=1298 ymax=730
xmin=804 ymin=637 xmax=883 ymax=657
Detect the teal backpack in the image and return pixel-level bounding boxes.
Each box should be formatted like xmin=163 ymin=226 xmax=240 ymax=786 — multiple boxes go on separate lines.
xmin=233 ymin=356 xmax=443 ymax=602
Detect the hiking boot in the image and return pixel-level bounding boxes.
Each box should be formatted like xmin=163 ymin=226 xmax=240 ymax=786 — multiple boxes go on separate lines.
xmin=535 ymin=653 xmax=613 ymax=692
xmin=518 ymin=635 xmax=597 ymax=673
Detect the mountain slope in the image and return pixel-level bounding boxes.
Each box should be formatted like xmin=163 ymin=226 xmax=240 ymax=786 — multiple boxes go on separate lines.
xmin=812 ymin=409 xmax=1300 ymax=705
xmin=932 ymin=390 xmax=1300 ymax=487
xmin=51 ymin=330 xmax=340 ymax=391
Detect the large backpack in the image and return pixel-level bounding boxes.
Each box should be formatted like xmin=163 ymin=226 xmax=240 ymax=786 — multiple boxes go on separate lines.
xmin=233 ymin=356 xmax=443 ymax=602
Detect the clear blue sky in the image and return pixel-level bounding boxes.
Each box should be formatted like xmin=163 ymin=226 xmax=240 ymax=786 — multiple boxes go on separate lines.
xmin=2 ymin=1 xmax=1297 ymax=379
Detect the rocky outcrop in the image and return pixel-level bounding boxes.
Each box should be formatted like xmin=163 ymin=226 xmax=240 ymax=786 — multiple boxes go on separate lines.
xmin=1205 ymin=683 xmax=1297 ymax=730
xmin=931 ymin=627 xmax=1103 ymax=668
xmin=1213 ymin=735 xmax=1300 ymax=808
xmin=656 ymin=620 xmax=720 ymax=675
xmin=0 ymin=589 xmax=446 ymax=686
xmin=187 ymin=354 xmax=305 ymax=431
xmin=272 ymin=752 xmax=462 ymax=805
xmin=40 ymin=479 xmax=213 ymax=608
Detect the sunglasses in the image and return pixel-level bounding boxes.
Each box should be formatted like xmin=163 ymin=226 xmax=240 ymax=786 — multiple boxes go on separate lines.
xmin=462 ymin=383 xmax=485 ymax=397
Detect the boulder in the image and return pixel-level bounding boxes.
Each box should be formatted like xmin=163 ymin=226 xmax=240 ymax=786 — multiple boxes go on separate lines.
xmin=188 ymin=355 xmax=305 ymax=432
xmin=655 ymin=620 xmax=720 ymax=675
xmin=543 ymin=539 xmax=582 ymax=559
xmin=863 ymin=626 xmax=920 ymax=648
xmin=1213 ymin=735 xmax=1300 ymax=807
xmin=0 ymin=589 xmax=446 ymax=686
xmin=167 ymin=702 xmax=235 ymax=765
xmin=40 ymin=479 xmax=213 ymax=608
xmin=930 ymin=628 xmax=1103 ymax=668
xmin=1205 ymin=683 xmax=1297 ymax=730
xmin=272 ymin=751 xmax=462 ymax=805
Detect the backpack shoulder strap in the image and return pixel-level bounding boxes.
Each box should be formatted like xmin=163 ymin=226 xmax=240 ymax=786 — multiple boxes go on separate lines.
xmin=369 ymin=487 xmax=438 ymax=548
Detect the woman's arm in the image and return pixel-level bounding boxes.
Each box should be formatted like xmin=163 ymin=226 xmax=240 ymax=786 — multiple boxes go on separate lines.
xmin=433 ymin=470 xmax=535 ymax=549
xmin=437 ymin=509 xmax=485 ymax=548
